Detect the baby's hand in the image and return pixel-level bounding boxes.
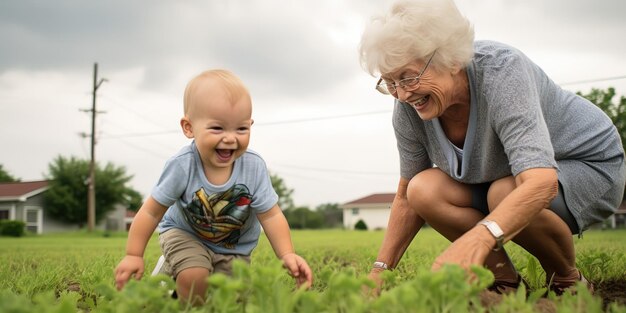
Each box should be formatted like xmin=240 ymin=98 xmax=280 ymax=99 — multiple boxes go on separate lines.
xmin=280 ymin=253 xmax=313 ymax=289
xmin=114 ymin=255 xmax=145 ymax=290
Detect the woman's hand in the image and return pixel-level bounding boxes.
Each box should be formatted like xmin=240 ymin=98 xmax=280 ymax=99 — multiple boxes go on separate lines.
xmin=431 ymin=225 xmax=494 ymax=272
xmin=365 ymin=267 xmax=386 ymax=296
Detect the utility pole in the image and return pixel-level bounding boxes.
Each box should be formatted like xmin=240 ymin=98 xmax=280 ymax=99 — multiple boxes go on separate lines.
xmin=87 ymin=63 xmax=107 ymax=232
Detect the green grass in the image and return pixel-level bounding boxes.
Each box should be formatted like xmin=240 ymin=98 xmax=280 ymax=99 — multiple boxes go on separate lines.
xmin=1 ymin=228 xmax=625 ymax=312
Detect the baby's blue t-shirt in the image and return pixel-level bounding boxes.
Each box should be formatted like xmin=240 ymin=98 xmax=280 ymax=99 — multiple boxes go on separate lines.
xmin=154 ymin=141 xmax=278 ymax=255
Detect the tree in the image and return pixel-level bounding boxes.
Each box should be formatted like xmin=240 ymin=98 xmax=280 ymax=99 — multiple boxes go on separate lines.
xmin=577 ymin=87 xmax=626 ymax=153
xmin=315 ymin=202 xmax=343 ymax=228
xmin=284 ymin=206 xmax=323 ymax=229
xmin=125 ymin=188 xmax=144 ymax=213
xmin=0 ymin=164 xmax=19 ymax=182
xmin=578 ymin=87 xmax=626 ymax=200
xmin=44 ymin=156 xmax=143 ymax=227
xmin=270 ymin=172 xmax=295 ymax=211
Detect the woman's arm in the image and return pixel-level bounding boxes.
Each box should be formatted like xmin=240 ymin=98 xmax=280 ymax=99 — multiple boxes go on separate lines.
xmin=367 ymin=178 xmax=425 ymax=294
xmin=431 ymin=167 xmax=558 ymax=270
xmin=373 ymin=177 xmax=426 ymax=269
xmin=484 ymin=167 xmax=558 ymax=244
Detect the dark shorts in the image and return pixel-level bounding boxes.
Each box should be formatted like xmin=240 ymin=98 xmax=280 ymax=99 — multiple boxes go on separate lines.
xmin=470 ymin=181 xmax=579 ymax=234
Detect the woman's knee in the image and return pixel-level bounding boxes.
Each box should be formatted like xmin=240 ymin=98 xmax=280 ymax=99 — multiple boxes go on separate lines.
xmin=487 ymin=176 xmax=516 ymax=211
xmin=407 ymin=168 xmax=470 ymax=216
xmin=407 ymin=169 xmax=443 ymax=208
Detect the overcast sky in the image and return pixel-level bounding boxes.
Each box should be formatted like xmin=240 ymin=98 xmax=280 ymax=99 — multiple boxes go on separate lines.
xmin=1 ymin=0 xmax=625 ymax=209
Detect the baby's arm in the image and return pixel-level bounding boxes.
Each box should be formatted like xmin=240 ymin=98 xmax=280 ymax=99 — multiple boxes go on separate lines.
xmin=114 ymin=196 xmax=168 ymax=290
xmin=257 ymin=205 xmax=313 ymax=288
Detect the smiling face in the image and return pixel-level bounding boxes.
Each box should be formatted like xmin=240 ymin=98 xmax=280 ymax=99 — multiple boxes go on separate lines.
xmin=181 ymin=76 xmax=253 ymax=180
xmin=382 ymin=59 xmax=468 ymax=121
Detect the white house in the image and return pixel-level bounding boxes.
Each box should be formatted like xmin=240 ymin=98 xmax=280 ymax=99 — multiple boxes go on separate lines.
xmin=607 ymin=201 xmax=626 ymax=229
xmin=340 ymin=192 xmax=626 ymax=230
xmin=341 ymin=193 xmax=395 ymax=230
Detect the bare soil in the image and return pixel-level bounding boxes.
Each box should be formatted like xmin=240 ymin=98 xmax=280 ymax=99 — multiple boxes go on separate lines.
xmin=597 ymin=279 xmax=626 ymax=308
xmin=479 ymin=279 xmax=626 ymax=313
xmin=59 ymin=278 xmax=625 ymax=312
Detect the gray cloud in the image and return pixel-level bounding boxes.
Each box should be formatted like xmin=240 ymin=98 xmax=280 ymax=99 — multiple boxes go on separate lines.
xmin=1 ymin=0 xmax=625 ymax=207
xmin=0 ymin=1 xmax=358 ymax=98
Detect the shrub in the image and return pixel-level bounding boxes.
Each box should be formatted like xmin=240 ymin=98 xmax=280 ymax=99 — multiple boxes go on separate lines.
xmin=354 ymin=219 xmax=368 ymax=231
xmin=0 ymin=220 xmax=26 ymax=237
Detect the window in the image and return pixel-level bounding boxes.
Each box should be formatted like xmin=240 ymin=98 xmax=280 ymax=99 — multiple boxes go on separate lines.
xmin=26 ymin=210 xmax=38 ymax=223
xmin=24 ymin=207 xmax=42 ymax=234
xmin=0 ymin=210 xmax=9 ymax=220
xmin=351 ymin=208 xmax=359 ymax=215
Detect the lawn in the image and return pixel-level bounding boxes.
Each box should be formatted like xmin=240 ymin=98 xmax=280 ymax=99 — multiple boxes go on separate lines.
xmin=0 ymin=228 xmax=625 ymax=312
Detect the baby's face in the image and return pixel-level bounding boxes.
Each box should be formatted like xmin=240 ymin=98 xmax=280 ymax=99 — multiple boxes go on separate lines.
xmin=185 ymin=81 xmax=253 ymax=173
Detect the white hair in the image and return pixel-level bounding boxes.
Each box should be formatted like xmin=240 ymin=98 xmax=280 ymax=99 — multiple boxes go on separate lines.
xmin=359 ymin=0 xmax=475 ymax=76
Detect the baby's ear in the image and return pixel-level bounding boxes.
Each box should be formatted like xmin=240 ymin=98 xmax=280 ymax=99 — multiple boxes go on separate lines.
xmin=180 ymin=117 xmax=194 ymax=138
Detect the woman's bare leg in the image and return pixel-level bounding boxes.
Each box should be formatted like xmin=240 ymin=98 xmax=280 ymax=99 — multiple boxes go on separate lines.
xmin=407 ymin=168 xmax=518 ymax=281
xmin=487 ymin=176 xmax=579 ymax=283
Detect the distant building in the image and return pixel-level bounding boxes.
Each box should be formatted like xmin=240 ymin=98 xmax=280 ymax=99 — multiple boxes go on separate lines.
xmin=341 ymin=193 xmax=395 ymax=230
xmin=125 ymin=210 xmax=136 ymax=231
xmin=0 ymin=180 xmax=48 ymax=234
xmin=340 ymin=192 xmax=626 ymax=230
xmin=607 ymin=201 xmax=626 ymax=229
xmin=0 ymin=180 xmax=132 ymax=234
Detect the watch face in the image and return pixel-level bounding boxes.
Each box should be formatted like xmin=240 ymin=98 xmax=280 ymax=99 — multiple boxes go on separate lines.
xmin=373 ymin=261 xmax=388 ymax=269
xmin=480 ymin=220 xmax=504 ymax=238
xmin=479 ymin=220 xmax=505 ymax=251
xmin=487 ymin=222 xmax=504 ymax=237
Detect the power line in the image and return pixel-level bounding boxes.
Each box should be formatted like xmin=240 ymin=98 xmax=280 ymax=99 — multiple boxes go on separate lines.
xmin=273 ymin=163 xmax=397 ymax=176
xmin=100 ymin=109 xmax=393 ymax=139
xmin=257 ymin=109 xmax=391 ymax=126
xmin=97 ymin=74 xmax=626 ymax=141
xmin=270 ymin=168 xmax=396 ymax=183
xmin=559 ymin=75 xmax=626 ymax=86
xmin=101 ymin=129 xmax=179 ymax=139
xmin=111 ymin=137 xmax=172 ymax=160
xmin=100 ymin=94 xmax=170 ymax=130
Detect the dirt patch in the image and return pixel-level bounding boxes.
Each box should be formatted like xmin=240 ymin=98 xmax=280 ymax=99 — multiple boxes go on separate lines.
xmin=597 ymin=279 xmax=626 ymax=308
xmin=479 ymin=279 xmax=626 ymax=312
xmin=479 ymin=290 xmax=557 ymax=313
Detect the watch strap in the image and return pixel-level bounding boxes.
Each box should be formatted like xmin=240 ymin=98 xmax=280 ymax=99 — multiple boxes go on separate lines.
xmin=372 ymin=261 xmax=389 ymax=270
xmin=478 ymin=219 xmax=504 ymax=251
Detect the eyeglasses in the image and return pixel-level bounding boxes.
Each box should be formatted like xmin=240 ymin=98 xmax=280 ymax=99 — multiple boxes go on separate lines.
xmin=375 ymin=51 xmax=436 ymax=95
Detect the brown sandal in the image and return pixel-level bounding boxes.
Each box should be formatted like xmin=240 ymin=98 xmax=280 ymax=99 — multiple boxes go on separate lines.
xmin=488 ymin=274 xmax=529 ymax=295
xmin=548 ymin=270 xmax=594 ymax=296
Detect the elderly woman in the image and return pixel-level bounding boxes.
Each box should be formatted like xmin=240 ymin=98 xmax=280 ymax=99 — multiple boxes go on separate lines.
xmin=359 ymin=0 xmax=626 ymax=294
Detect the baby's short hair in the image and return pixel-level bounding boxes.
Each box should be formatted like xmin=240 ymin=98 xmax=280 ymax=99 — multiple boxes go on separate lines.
xmin=183 ymin=69 xmax=250 ymax=115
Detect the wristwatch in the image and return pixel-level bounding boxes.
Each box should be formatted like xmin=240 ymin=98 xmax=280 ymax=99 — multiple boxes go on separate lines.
xmin=372 ymin=261 xmax=389 ymax=270
xmin=477 ymin=219 xmax=504 ymax=251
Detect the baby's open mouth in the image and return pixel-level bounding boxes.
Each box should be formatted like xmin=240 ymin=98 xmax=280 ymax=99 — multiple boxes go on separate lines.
xmin=216 ymin=149 xmax=234 ymax=159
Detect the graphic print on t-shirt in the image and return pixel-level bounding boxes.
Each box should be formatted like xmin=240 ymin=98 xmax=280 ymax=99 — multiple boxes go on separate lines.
xmin=182 ymin=184 xmax=252 ymax=249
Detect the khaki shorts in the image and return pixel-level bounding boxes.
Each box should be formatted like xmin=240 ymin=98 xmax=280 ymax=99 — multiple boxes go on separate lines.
xmin=158 ymin=228 xmax=251 ymax=279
